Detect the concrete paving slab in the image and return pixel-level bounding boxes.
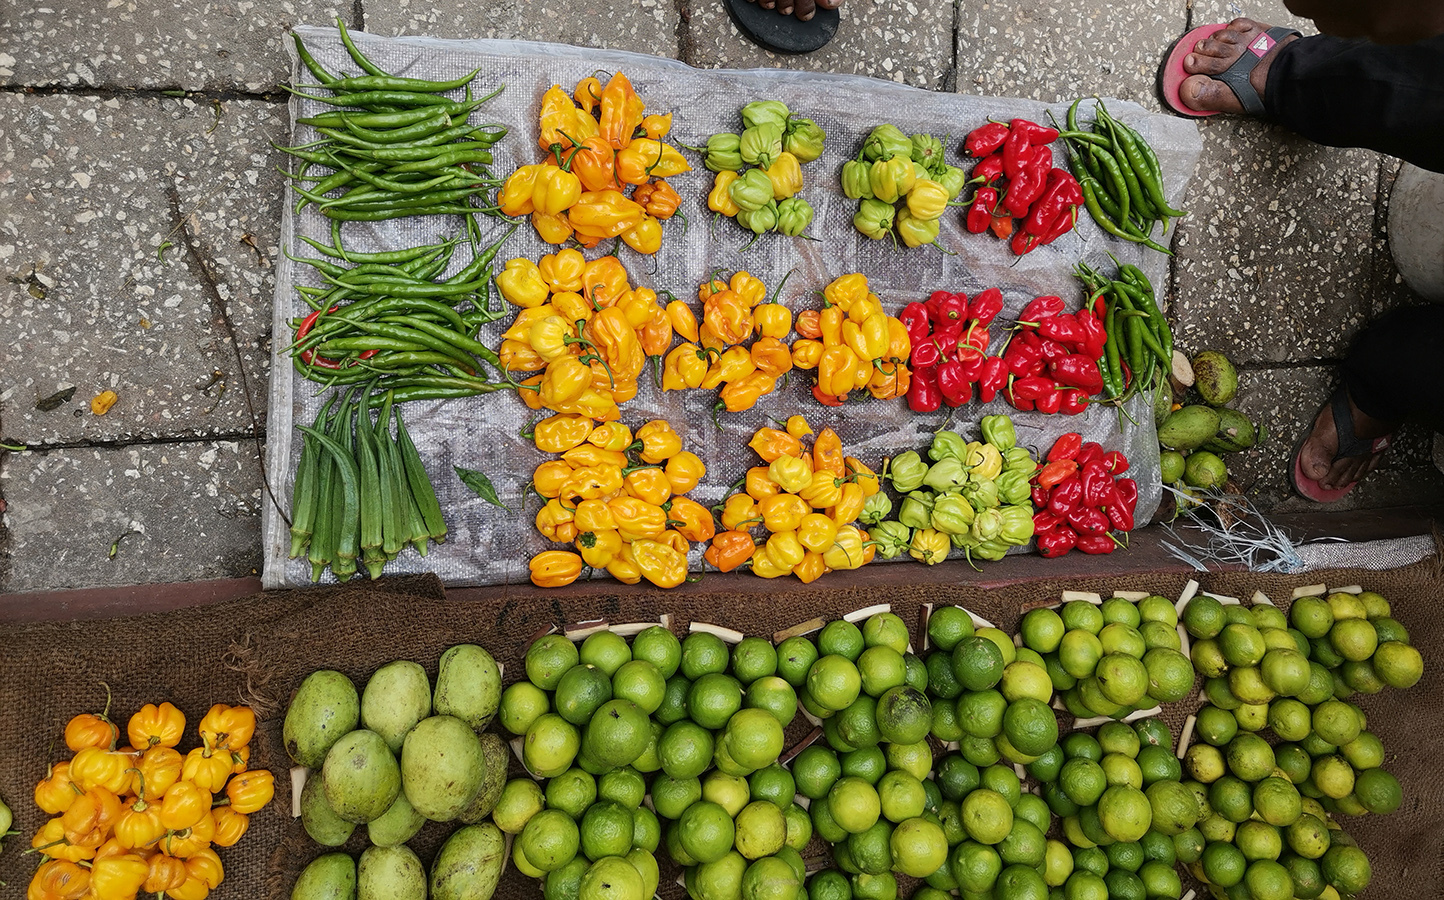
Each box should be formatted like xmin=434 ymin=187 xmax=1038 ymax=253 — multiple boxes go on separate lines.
xmin=1170 ymin=119 xmax=1377 ymax=365
xmin=954 ymin=0 xmax=1179 ymax=111
xmin=0 ymin=93 xmax=283 ymax=446
xmin=687 ymin=0 xmax=954 ymax=90
xmin=365 ymin=0 xmax=680 ymax=57
xmin=0 ymin=439 xmax=264 ymax=594
xmin=0 ymin=0 xmax=349 ymax=91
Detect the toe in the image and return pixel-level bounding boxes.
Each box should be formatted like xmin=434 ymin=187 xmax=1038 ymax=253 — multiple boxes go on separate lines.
xmin=777 ymin=0 xmax=794 ymax=14
xmin=1178 ymin=74 xmax=1241 ymax=113
xmin=816 ymin=0 xmax=843 ymax=8
xmin=1184 ymin=50 xmax=1235 ymax=76
xmin=794 ymin=0 xmax=817 ymax=18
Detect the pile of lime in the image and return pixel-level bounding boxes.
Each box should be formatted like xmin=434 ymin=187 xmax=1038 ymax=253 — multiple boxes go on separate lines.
xmin=1019 ymin=596 xmax=1195 ymax=720
xmin=1028 ymin=718 xmax=1196 ymax=900
xmin=1175 ymin=589 xmax=1422 ymax=899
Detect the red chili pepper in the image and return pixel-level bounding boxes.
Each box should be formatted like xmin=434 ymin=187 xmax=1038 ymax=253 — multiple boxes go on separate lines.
xmin=968 ymin=288 xmax=1003 ymax=328
xmin=1033 ymin=510 xmax=1064 ymax=533
xmin=960 ymin=322 xmax=991 ymax=355
xmin=936 ymin=359 xmax=973 ymax=407
xmin=931 ymin=323 xmax=964 ymax=360
xmin=899 ymin=302 xmax=931 ymax=344
xmin=1080 ymin=460 xmax=1114 ymax=507
xmin=971 ymin=153 xmax=1005 ymax=185
xmin=1049 ymin=353 xmax=1104 ymax=395
xmin=1024 ymin=169 xmax=1076 ymax=236
xmin=1035 ymin=388 xmax=1063 ymax=414
xmin=1105 ymin=498 xmax=1135 ymax=532
xmin=907 ymin=362 xmax=941 ymax=412
xmin=1039 ymin=462 xmax=1079 ymax=493
xmin=1036 ymin=526 xmax=1077 ymax=558
xmin=977 ymin=357 xmax=1009 ymax=404
xmin=1076 ymin=442 xmax=1104 ymax=466
xmin=1018 ymin=295 xmax=1065 ymax=323
xmin=1038 ymin=313 xmax=1084 ymax=348
xmin=1075 ymin=533 xmax=1116 ymax=555
xmin=1058 ymin=387 xmax=1090 ymax=416
xmin=1031 ymin=484 xmax=1049 ymax=506
xmin=1114 ymin=477 xmax=1138 ymax=512
xmin=1011 ymin=229 xmax=1037 ymax=256
xmin=966 ymin=188 xmax=996 ymax=234
xmin=926 ymin=292 xmax=969 ymax=329
xmin=957 ymin=355 xmax=985 ymax=383
xmin=1010 ymin=375 xmax=1054 ymax=402
xmin=1076 ymin=310 xmax=1107 ymax=360
xmin=1028 ymin=144 xmax=1054 ymax=176
xmin=1009 ymin=119 xmax=1059 ymax=145
xmin=1002 ymin=126 xmax=1033 ymax=180
xmin=812 ymin=384 xmax=845 ymax=407
xmin=1008 ymin=393 xmax=1034 ymax=412
xmin=1046 ymin=433 xmax=1082 ymax=462
xmin=296 ymin=304 xmax=377 ymax=370
xmin=1039 ymin=340 xmax=1070 ymax=363
xmin=1102 ymin=451 xmax=1131 ymax=476
xmin=1005 ymin=163 xmax=1044 ymax=217
xmin=964 ymin=122 xmax=1011 ymax=158
xmin=1067 ymin=506 xmax=1110 ymax=535
xmin=911 ymin=338 xmax=941 ymax=369
xmin=1037 ymin=206 xmax=1079 ymax=247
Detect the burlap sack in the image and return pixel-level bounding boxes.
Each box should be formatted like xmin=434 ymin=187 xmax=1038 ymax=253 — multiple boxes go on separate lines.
xmin=1 ymin=560 xmax=1438 ymax=898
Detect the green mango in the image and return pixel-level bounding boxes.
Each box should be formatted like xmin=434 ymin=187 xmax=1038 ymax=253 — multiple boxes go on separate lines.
xmin=358 ymin=845 xmax=426 ymax=900
xmin=285 ymin=670 xmax=360 ymax=768
xmin=301 ymin=773 xmax=356 ymax=846
xmin=292 ymin=852 xmax=356 ymax=900
xmin=1157 ymin=406 xmax=1221 ymax=451
xmin=361 ymin=660 xmax=431 ymax=753
xmin=367 ymin=790 xmax=427 ymax=848
xmin=430 ymin=823 xmax=506 ymax=900
xmin=458 ymin=733 xmax=510 ymax=824
xmin=433 ymin=644 xmax=501 ymax=733
xmin=322 ymin=729 xmax=400 ymax=824
xmin=1193 ymin=351 xmax=1238 ymax=406
xmin=1202 ymin=408 xmax=1258 ymax=454
xmin=401 ymin=715 xmax=486 ymax=822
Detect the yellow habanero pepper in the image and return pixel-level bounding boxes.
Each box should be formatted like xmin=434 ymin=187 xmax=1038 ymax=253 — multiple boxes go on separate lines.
xmin=768 ymin=454 xmax=814 ymax=494
xmin=700 ymin=345 xmax=754 ymax=391
xmin=799 ymin=470 xmax=844 ymax=509
xmin=616 ymin=139 xmax=691 ymax=184
xmin=529 ymin=315 xmax=575 ymax=363
xmin=750 ymin=336 xmax=793 ymax=377
xmin=746 ymin=466 xmax=781 ymax=502
xmin=144 ymin=853 xmax=188 ymax=893
xmin=113 ymin=795 xmax=166 ymax=850
xmin=886 ymin=316 xmax=912 ymax=362
xmin=638 ymin=312 xmax=672 ymax=358
xmin=631 ymin=539 xmax=688 ymax=588
xmin=748 ymin=427 xmax=803 ymax=462
xmin=212 ymin=805 xmax=250 ymax=847
xmin=597 ymin=72 xmax=645 ymax=150
xmin=163 ymin=809 xmax=215 ymax=859
xmin=582 ymin=256 xmax=633 ymax=310
xmin=797 ymin=513 xmax=839 ymax=553
xmin=906 ymin=178 xmax=951 ymax=221
xmin=823 ymin=273 xmax=870 ymax=312
xmin=586 ymin=422 xmax=632 ymax=452
xmin=573 ymin=498 xmax=617 ymax=533
xmin=534 ymin=413 xmax=593 ymax=453
xmin=791 ymin=339 xmax=824 ymax=370
xmin=668 ymin=496 xmax=716 ymax=543
xmin=749 ymin=546 xmax=792 ymax=579
xmin=33 ymin=817 xmax=93 ymax=862
xmin=586 ymin=307 xmax=646 ymax=383
xmin=160 ymin=782 xmax=210 ymax=832
xmin=133 ymin=746 xmax=182 ymax=800
xmin=532 ymin=167 xmax=583 ymax=217
xmin=570 ymin=190 xmax=646 ymax=240
xmin=61 ymin=786 xmax=121 ymax=846
xmin=540 ymin=357 xmax=592 ymax=407
xmin=846 ymin=457 xmax=882 ymax=497
xmin=69 ymin=748 xmax=133 ymax=795
xmin=225 ymin=768 xmax=274 ymax=814
xmin=753 ymin=301 xmax=793 ymax=340
xmin=720 ymin=372 xmax=776 ymax=413
xmin=564 ymin=465 xmax=624 ymax=503
xmin=619 ymin=288 xmax=658 ymax=329
xmin=720 ymin=494 xmax=761 ymax=533
xmin=621 ymin=215 xmax=663 ymax=255
xmin=576 ymin=528 xmax=622 ymax=568
xmin=826 ymin=525 xmax=870 ymax=570
xmin=183 ymin=848 xmax=225 ymax=890
xmin=852 ymin=351 xmax=874 ymax=390
xmin=517 ymin=374 xmax=547 ymax=409
xmin=64 ymin=711 xmax=118 ymax=753
xmin=181 ymin=745 xmax=232 ymax=793
xmin=814 ymin=428 xmax=846 ymax=477
xmin=533 ymin=460 xmax=575 ymax=499
xmin=33 ymin=859 xmax=93 ymax=899
xmin=849 ymin=293 xmax=884 ymax=323
xmin=760 ymin=493 xmax=809 ymax=533
xmin=497 ymin=257 xmax=550 ymax=309
xmin=530 ymin=551 xmax=584 ymax=588
xmin=553 ymin=387 xmax=621 ymax=422
xmin=539 ymin=248 xmax=587 ymax=294
xmin=641 ymin=113 xmax=673 ymax=139
xmin=818 ymin=305 xmax=845 ymax=346
xmin=503 ymin=304 xmax=558 ymax=341
xmin=817 ymin=346 xmax=860 ymax=397
xmin=536 ymin=498 xmax=578 ymax=543
xmin=794 ymin=550 xmax=829 ymax=584
xmin=830 ymin=482 xmax=866 ymax=526
xmin=500 ymin=164 xmax=547 ymax=217
xmin=667 ymin=300 xmax=699 ymax=343
xmin=89 ymin=853 xmax=150 ymax=900
xmin=708 ymin=170 xmax=742 ymax=217
xmin=729 ymin=271 xmax=768 ymax=308
xmin=764 ymin=151 xmax=804 ymax=200
xmin=551 ymin=291 xmax=593 ymax=324
xmin=624 ymin=466 xmax=672 ymax=506
xmin=609 ymin=496 xmax=667 ymax=542
xmin=703 ymin=290 xmax=754 ymax=346
xmin=634 ymin=180 xmax=681 ymax=219
xmin=868 ymin=361 xmax=911 ymax=400
xmin=562 ymin=444 xmax=627 ymax=470
xmin=606 ymin=542 xmax=642 ymax=585
xmin=766 ymin=530 xmax=807 ymax=570
xmin=36 ymin=761 xmax=79 ymax=815
xmin=537 ymin=85 xmax=579 ymax=151
xmin=662 ymin=343 xmax=707 ymax=391
xmin=655 ymin=529 xmax=690 ymax=556
xmin=698 ymin=323 xmax=726 ymax=353
xmin=664 ymin=451 xmax=706 ymax=495
xmin=127 ymin=702 xmax=184 ymax=750
xmin=910 ymin=528 xmax=950 ymax=565
xmin=786 ymin=415 xmax=813 ymax=439
xmin=844 ymin=313 xmax=891 ymax=361
xmin=574 ymin=76 xmax=602 ymax=113
xmin=638 ymin=426 xmax=683 ymax=464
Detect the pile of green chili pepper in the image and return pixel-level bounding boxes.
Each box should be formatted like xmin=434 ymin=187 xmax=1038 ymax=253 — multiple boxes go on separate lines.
xmin=1055 ymin=98 xmax=1185 ymax=255
xmin=1076 ymin=258 xmax=1172 ymax=401
xmin=278 ymin=19 xmax=507 ymax=222
xmin=290 ymin=387 xmax=446 ymax=581
xmin=286 ymin=222 xmax=518 ymax=402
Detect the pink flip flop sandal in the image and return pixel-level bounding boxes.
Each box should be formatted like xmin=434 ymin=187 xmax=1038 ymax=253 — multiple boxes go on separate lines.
xmin=1290 ymin=388 xmax=1393 ymax=503
xmin=1160 ymin=23 xmax=1300 ymax=118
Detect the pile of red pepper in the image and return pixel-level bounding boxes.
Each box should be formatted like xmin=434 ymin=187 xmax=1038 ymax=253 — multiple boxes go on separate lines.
xmin=1031 ymin=433 xmax=1137 ymax=557
xmin=963 ymin=119 xmax=1084 ymax=256
xmin=999 ymin=295 xmax=1108 ymax=415
xmin=899 ymin=288 xmax=1007 ymax=410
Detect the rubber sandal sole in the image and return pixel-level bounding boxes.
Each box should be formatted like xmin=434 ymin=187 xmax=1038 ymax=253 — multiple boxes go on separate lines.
xmin=1159 ymin=24 xmax=1232 ymax=118
xmin=1289 ymin=392 xmax=1393 ymax=503
xmin=723 ymin=0 xmax=840 ymax=54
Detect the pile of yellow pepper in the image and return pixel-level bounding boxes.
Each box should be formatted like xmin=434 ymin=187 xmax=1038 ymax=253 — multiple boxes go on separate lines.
xmin=704 ymin=420 xmax=879 ymax=582
xmin=500 ymin=72 xmax=689 ymax=254
xmin=497 ymin=251 xmax=678 ymax=422
xmin=28 ymin=699 xmax=272 ymax=900
xmin=792 ymin=273 xmax=912 ymax=407
xmin=528 ymin=416 xmax=712 ymax=589
xmin=662 ymin=270 xmax=794 ymax=414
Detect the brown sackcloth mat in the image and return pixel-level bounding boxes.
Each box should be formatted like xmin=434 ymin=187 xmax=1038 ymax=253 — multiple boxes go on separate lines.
xmin=2 ymin=560 xmax=1440 ymax=898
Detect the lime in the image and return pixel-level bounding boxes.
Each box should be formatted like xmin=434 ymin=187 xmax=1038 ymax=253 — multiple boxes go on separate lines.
xmin=1275 ymin=743 xmax=1313 ymax=785
xmin=625 ymin=849 xmax=658 ymax=900
xmin=1340 ymin=731 xmax=1384 ymax=770
xmin=956 ymin=689 xmax=1006 ymax=739
xmin=1183 ymin=595 xmax=1226 ymax=640
xmin=528 ymin=635 xmax=583 ymax=690
xmin=611 ymin=660 xmax=665 ymax=715
xmin=1096 ymin=654 xmax=1149 ymax=707
xmin=979 ymin=764 xmax=1022 ymax=809
xmin=579 ymin=857 xmax=644 ymax=900
xmin=933 ymin=754 xmax=980 ymax=802
xmin=688 ymin=674 xmax=744 ymax=730
xmin=847 ymin=820 xmax=893 ymax=875
xmin=1288 ymin=597 xmax=1333 ymax=639
xmin=886 ymin=817 xmax=946 ymax=877
xmin=828 ymin=776 xmax=882 ymax=834
xmin=1139 ymin=620 xmax=1182 ymax=652
xmin=809 ymin=794 xmax=848 ymax=844
xmin=976 ymin=627 xmax=1018 ymax=666
xmin=926 ymin=650 xmax=963 ymax=700
xmin=860 ymin=612 xmax=909 ymax=654
xmin=1059 ymin=631 xmax=1105 ymax=680
xmin=906 ymin=653 xmax=933 ymax=695
xmin=1284 ymin=856 xmax=1325 ymax=900
xmin=493 ymin=778 xmax=547 ymax=835
xmin=691 ymin=849 xmax=743 ymax=898
xmin=820 ymin=620 xmax=866 ymax=661
xmin=1138 ymin=828 xmax=1177 ymax=866
xmin=713 ymin=739 xmax=756 ymax=779
xmin=1190 ymin=640 xmax=1228 ymax=679
xmin=513 ymin=841 xmax=548 ymax=879
xmin=526 ymin=713 xmax=582 ymax=778
xmin=1198 ymin=811 xmax=1236 ymax=843
xmin=1098 ymin=784 xmax=1152 ymax=842
xmin=1371 ymin=616 xmax=1410 ymax=645
xmin=808 ymin=656 xmax=863 ymax=713
xmin=1044 ymin=838 xmax=1075 ymax=886
xmin=1224 ymin=605 xmax=1256 ymax=627
xmin=870 ymin=770 xmax=923 ymax=823
xmin=655 ymin=720 xmax=711 ymax=780
xmin=857 ymin=646 xmax=907 ymax=697
xmin=545 ymin=857 xmax=590 ymax=900
xmin=1062 ymin=871 xmax=1108 ymax=900
xmin=749 ymin=764 xmax=796 ymax=808
xmin=1093 ymin=721 xmax=1137 ymax=758
xmin=500 ymin=681 xmax=551 ymax=736
xmin=1184 ymin=743 xmax=1226 ymax=784
xmin=735 ymin=800 xmax=787 ymax=860
xmin=783 ymin=803 xmax=812 ymax=852
xmin=1061 ymin=732 xmax=1103 ymax=761
xmin=1294 ymin=663 xmax=1333 ymax=707
xmin=745 ymin=855 xmax=802 ymax=900
xmin=666 ymin=823 xmax=698 ymax=868
xmin=995 ymin=863 xmax=1049 ymax=900
xmin=1100 ymin=623 xmax=1147 ymax=659
xmin=1225 ymin=732 xmax=1275 ymax=782
xmin=1310 ymin=636 xmax=1345 ymax=669
xmin=956 ymin=735 xmax=998 ymax=768
xmin=1102 ymin=752 xmax=1144 ymax=790
xmin=960 ymin=789 xmax=1013 ymax=845
xmin=1173 ymin=827 xmax=1205 ymax=864
xmin=1077 ymin=804 xmax=1113 ymax=847
xmin=1219 ymin=624 xmax=1267 ymax=668
xmin=1201 ymin=840 xmax=1247 ymax=887
xmin=1259 ymin=649 xmax=1311 ymax=697
xmin=1096 ymin=597 xmax=1138 ymax=628
xmin=746 ymin=676 xmax=799 ymax=728
xmin=1373 ymin=641 xmax=1424 ymax=688
xmin=1101 ymin=869 xmax=1145 ymax=900
xmin=1005 ymin=795 xmax=1045 ymax=837
xmin=1340 ymin=659 xmax=1386 ymax=694
xmin=681 ymin=632 xmax=730 ymax=680
xmin=1329 ymin=618 xmax=1378 ymax=662
xmin=875 ymin=686 xmax=933 ymax=745
xmin=890 ymin=741 xmax=937 ymax=781
xmin=629 ymin=626 xmax=681 ymax=678
xmin=1227 ymin=666 xmax=1275 ymax=705
xmin=521 ymin=808 xmax=581 ymax=872
xmin=1266 ymin=698 xmax=1312 ymax=742
xmin=924 ymin=605 xmax=973 ymax=651
xmin=1300 ymin=731 xmax=1338 ymax=757
xmin=1325 ymin=591 xmax=1366 ymax=621
xmin=1354 ymin=767 xmax=1402 ymax=814
xmin=1234 ymin=701 xmax=1269 ymax=733
xmin=1026 ymin=745 xmax=1065 ymax=784
xmin=998 ymin=818 xmax=1047 ymax=867
xmin=1244 ymin=859 xmax=1292 ymax=900
xmin=725 ymin=708 xmax=785 ymax=770
xmin=1253 ymin=776 xmax=1302 ymax=827
xmin=776 ymin=636 xmax=820 ymax=688
xmin=1072 ymin=844 xmax=1109 ymax=877
xmin=794 ymin=745 xmax=842 ymax=800
xmin=1286 ymin=813 xmax=1331 ymax=859
xmin=1321 ymin=843 xmax=1372 ymax=895
xmin=583 ymin=699 xmax=651 ymax=770
xmin=1059 ymin=758 xmax=1107 ymax=806
xmin=931 ymin=697 xmax=965 ymax=743
xmin=1107 ymin=839 xmax=1145 ymax=872
xmin=1000 ymin=698 xmax=1058 ymax=757
xmin=631 ymin=806 xmax=660 ymax=852
xmin=580 ymin=631 xmax=632 ymax=677
xmin=806 ymin=870 xmax=851 ymax=900
xmin=1195 ymin=704 xmax=1239 ymax=747
xmin=1021 ymin=608 xmax=1067 ymax=653
xmin=1044 ymin=653 xmax=1079 ymax=691
xmin=581 ymin=800 xmax=636 ymax=860
xmin=654 ymin=675 xmax=692 ymax=726
xmin=1137 ymin=745 xmax=1182 ymax=786
xmin=1042 ymin=782 xmax=1079 ymax=819
xmin=1001 ymin=661 xmax=1055 ymax=704
xmin=730 ymin=637 xmax=779 ymax=685
xmin=1311 ymin=755 xmax=1355 ymax=800
xmin=546 ymin=767 xmax=598 ymax=819
xmin=1312 ymin=700 xmax=1361 ymax=747
xmin=678 ymin=801 xmax=735 ymax=864
xmin=1059 ymin=601 xmax=1103 ymax=635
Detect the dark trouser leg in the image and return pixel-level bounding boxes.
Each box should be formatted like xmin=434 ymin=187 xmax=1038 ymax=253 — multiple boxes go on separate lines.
xmin=1340 ymin=305 xmax=1444 ymax=428
xmin=1263 ymin=34 xmax=1444 ymax=173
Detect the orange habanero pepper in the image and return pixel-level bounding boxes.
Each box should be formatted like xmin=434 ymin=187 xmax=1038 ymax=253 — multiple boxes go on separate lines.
xmin=597 ymin=72 xmax=645 ymax=150
xmin=530 ymin=551 xmax=584 ymax=588
xmin=633 ymin=180 xmax=681 ymax=219
xmin=748 ymin=428 xmax=803 ymax=462
xmin=705 ymin=531 xmax=756 ymax=573
xmin=750 ymin=337 xmax=793 ymax=377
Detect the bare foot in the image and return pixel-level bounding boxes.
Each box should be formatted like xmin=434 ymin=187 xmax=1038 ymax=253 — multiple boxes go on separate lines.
xmin=1298 ymin=390 xmax=1396 ymax=493
xmin=747 ymin=0 xmax=842 ymax=22
xmin=1178 ymin=18 xmax=1298 ymax=113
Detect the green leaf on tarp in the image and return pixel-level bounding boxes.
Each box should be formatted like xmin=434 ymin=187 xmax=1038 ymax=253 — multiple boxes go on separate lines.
xmin=36 ymin=387 xmax=76 ymax=411
xmin=455 ymin=465 xmax=508 ymax=510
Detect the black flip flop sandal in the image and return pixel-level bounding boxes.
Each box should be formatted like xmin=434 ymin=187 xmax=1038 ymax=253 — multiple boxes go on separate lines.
xmin=1159 ymin=23 xmax=1300 ymax=117
xmin=1290 ymin=386 xmax=1393 ymax=503
xmin=723 ymin=0 xmax=840 ymax=54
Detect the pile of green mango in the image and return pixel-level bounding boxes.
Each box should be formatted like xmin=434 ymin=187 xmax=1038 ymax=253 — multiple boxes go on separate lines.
xmin=286 ymin=644 xmax=507 ymax=900
xmin=1155 ymin=350 xmax=1263 ymax=505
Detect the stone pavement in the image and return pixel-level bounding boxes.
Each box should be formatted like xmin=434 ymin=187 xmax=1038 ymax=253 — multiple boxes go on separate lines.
xmin=1 ymin=0 xmax=1440 ymax=593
